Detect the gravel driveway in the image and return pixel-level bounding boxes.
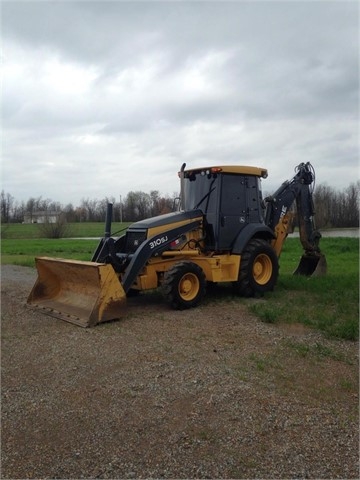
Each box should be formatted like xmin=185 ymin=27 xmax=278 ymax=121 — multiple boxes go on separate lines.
xmin=1 ymin=264 xmax=359 ymax=479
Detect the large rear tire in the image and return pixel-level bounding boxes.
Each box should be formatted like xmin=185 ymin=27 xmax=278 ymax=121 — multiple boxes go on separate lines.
xmin=162 ymin=261 xmax=206 ymax=310
xmin=233 ymin=239 xmax=279 ymax=297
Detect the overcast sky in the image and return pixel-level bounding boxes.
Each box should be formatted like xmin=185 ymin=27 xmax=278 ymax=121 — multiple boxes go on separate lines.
xmin=2 ymin=0 xmax=359 ymax=206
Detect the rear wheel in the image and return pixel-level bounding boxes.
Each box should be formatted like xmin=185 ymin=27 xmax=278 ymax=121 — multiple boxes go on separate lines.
xmin=233 ymin=239 xmax=279 ymax=297
xmin=162 ymin=261 xmax=206 ymax=310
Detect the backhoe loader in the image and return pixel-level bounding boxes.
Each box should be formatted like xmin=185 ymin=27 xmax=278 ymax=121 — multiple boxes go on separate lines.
xmin=27 ymin=162 xmax=327 ymax=327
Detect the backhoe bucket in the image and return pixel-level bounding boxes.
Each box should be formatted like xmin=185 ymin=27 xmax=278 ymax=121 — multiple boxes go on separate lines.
xmin=27 ymin=257 xmax=127 ymax=327
xmin=293 ymin=253 xmax=327 ymax=277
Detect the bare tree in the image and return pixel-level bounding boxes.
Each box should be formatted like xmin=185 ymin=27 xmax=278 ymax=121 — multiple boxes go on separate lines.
xmin=314 ymin=182 xmax=360 ymax=228
xmin=313 ymin=184 xmax=334 ymax=228
xmin=12 ymin=200 xmax=26 ymax=223
xmin=98 ymin=197 xmax=116 ymax=222
xmin=37 ymin=213 xmax=71 ymax=238
xmin=80 ymin=198 xmax=99 ymax=221
xmin=344 ymin=181 xmax=359 ymax=228
xmin=1 ymin=190 xmax=14 ymax=223
xmin=123 ymin=191 xmax=140 ymax=221
xmin=63 ymin=203 xmax=77 ymax=222
xmin=2 ymin=181 xmax=357 ymax=228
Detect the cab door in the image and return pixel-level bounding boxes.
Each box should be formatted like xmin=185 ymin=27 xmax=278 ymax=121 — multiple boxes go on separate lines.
xmin=217 ymin=174 xmax=261 ymax=250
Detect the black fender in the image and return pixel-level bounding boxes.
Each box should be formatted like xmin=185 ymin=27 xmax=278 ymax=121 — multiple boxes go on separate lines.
xmin=232 ymin=224 xmax=275 ymax=255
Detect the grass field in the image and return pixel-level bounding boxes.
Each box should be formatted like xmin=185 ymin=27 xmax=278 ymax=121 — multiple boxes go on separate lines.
xmin=246 ymin=237 xmax=359 ymax=341
xmin=1 ymin=222 xmax=131 ymax=239
xmin=1 ymin=223 xmax=358 ymax=341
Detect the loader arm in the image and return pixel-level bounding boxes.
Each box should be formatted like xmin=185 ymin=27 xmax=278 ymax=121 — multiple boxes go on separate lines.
xmin=120 ymin=219 xmax=203 ymax=293
xmin=265 ymin=162 xmax=326 ymax=275
xmin=91 ymin=203 xmax=203 ymax=292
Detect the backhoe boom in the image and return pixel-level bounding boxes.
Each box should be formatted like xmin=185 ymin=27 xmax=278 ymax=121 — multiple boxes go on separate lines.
xmin=265 ymin=162 xmax=326 ymax=275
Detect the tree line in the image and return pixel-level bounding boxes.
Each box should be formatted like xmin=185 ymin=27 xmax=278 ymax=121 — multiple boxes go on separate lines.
xmin=313 ymin=183 xmax=359 ymax=229
xmin=0 ymin=190 xmax=177 ymax=224
xmin=1 ymin=182 xmax=359 ymax=229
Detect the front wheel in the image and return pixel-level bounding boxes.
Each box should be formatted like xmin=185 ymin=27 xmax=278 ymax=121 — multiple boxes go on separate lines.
xmin=233 ymin=239 xmax=279 ymax=297
xmin=162 ymin=261 xmax=206 ymax=310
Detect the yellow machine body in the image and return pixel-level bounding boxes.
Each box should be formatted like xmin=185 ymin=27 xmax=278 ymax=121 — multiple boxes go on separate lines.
xmin=129 ymin=253 xmax=241 ymax=291
xmin=27 ymin=162 xmax=326 ymax=327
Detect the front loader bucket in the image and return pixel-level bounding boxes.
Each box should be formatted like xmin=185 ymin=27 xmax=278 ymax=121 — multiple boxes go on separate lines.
xmin=27 ymin=257 xmax=127 ymax=327
xmin=293 ymin=253 xmax=327 ymax=277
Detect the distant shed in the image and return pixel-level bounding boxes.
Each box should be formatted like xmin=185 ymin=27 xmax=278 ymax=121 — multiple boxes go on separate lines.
xmin=23 ymin=211 xmax=61 ymax=224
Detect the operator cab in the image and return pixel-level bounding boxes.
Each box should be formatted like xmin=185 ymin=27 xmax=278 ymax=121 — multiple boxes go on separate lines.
xmin=181 ymin=166 xmax=268 ymax=252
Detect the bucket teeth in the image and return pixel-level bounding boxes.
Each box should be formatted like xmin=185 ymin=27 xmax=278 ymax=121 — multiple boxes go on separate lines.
xmin=27 ymin=257 xmax=127 ymax=327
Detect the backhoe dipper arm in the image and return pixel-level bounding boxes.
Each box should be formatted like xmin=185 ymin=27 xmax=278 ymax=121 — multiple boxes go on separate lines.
xmin=265 ymin=162 xmax=322 ymax=257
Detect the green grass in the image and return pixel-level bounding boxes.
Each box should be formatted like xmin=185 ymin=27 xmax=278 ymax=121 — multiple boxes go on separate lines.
xmin=0 ymin=222 xmax=130 ymax=266
xmin=248 ymin=237 xmax=359 ymax=341
xmin=1 ymin=222 xmax=131 ymax=239
xmin=1 ymin=230 xmax=358 ymax=341
xmin=1 ymin=239 xmax=100 ymax=267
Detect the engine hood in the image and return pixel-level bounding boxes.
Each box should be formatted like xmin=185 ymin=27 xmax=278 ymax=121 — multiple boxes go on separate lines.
xmin=129 ymin=209 xmax=204 ymax=230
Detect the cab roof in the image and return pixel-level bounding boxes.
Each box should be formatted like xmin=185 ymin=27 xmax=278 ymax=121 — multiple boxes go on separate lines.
xmin=183 ymin=165 xmax=268 ymax=178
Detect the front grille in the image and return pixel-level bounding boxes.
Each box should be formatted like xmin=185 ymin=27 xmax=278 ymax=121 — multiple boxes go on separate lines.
xmin=125 ymin=230 xmax=147 ymax=254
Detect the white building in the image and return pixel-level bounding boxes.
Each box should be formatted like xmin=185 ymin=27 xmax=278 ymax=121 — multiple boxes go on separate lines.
xmin=23 ymin=211 xmax=61 ymax=224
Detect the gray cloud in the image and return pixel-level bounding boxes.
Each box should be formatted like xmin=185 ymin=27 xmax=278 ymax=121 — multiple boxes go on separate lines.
xmin=2 ymin=1 xmax=358 ymax=205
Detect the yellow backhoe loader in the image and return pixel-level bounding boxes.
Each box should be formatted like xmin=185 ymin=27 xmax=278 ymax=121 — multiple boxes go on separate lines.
xmin=27 ymin=162 xmax=326 ymax=327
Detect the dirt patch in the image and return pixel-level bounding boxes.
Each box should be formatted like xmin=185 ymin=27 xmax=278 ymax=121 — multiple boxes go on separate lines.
xmin=1 ymin=265 xmax=359 ymax=479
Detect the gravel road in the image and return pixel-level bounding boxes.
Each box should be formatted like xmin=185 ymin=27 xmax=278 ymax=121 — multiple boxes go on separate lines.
xmin=1 ymin=264 xmax=359 ymax=479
